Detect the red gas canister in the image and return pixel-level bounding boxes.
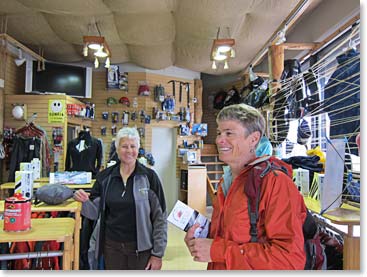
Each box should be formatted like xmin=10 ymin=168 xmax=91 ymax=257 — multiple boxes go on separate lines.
xmin=3 ymin=193 xmax=31 ymax=232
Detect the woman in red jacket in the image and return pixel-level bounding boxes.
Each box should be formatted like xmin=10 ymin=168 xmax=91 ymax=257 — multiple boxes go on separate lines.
xmin=184 ymin=103 xmax=307 ymax=269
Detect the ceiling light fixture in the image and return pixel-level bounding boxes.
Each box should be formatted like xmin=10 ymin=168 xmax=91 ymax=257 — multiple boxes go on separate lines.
xmin=83 ymin=22 xmax=111 ymax=68
xmin=274 ymin=24 xmax=287 ymax=45
xmin=211 ymin=60 xmax=217 ymax=70
xmin=104 ymin=56 xmax=110 ymax=68
xmin=210 ymin=27 xmax=235 ymax=70
xmin=224 ymin=60 xmax=229 ymax=69
xmin=14 ymin=48 xmax=26 ymax=66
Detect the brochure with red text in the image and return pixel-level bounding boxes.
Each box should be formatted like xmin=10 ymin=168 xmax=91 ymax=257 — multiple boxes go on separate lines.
xmin=167 ymin=200 xmax=210 ymax=238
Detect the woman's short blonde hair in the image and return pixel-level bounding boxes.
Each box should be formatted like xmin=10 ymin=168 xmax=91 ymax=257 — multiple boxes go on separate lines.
xmin=115 ymin=127 xmax=140 ymax=149
xmin=216 ymin=103 xmax=265 ymax=137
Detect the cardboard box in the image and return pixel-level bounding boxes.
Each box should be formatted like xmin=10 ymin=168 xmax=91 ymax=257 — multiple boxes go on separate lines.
xmin=296 ymin=168 xmax=309 ymax=197
xmin=14 ymin=170 xmax=34 ymax=199
xmin=49 ymin=171 xmax=92 ymax=184
xmin=31 ymin=158 xmax=41 ymax=180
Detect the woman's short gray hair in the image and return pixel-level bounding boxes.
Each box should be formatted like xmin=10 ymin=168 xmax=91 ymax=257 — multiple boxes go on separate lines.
xmin=216 ymin=103 xmax=265 ymax=137
xmin=115 ymin=127 xmax=140 ymax=149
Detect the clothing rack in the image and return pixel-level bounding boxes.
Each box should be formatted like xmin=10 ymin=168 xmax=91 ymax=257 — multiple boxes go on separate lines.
xmin=0 ymin=250 xmax=63 ymax=261
xmin=25 ymin=113 xmax=38 ymax=125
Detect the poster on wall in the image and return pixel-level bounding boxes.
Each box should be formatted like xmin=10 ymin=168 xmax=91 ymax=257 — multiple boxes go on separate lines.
xmin=48 ymin=99 xmax=66 ymax=123
xmin=106 ymin=65 xmax=120 ymax=89
xmin=106 ymin=65 xmax=128 ymax=90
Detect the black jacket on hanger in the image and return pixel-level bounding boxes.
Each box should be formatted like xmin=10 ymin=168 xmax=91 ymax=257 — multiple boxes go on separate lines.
xmin=7 ymin=136 xmax=42 ymax=181
xmin=323 ymin=48 xmax=360 ymax=155
xmin=65 ymin=131 xmax=103 ymax=178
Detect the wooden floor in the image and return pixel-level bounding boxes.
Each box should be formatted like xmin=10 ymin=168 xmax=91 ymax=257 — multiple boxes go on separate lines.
xmin=162 ymin=224 xmax=207 ymax=270
xmin=162 ymin=206 xmax=213 ymax=270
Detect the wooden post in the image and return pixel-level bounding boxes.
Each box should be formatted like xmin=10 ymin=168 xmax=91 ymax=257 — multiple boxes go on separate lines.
xmin=194 ymin=79 xmax=203 ymax=123
xmin=268 ymin=44 xmax=284 ymax=95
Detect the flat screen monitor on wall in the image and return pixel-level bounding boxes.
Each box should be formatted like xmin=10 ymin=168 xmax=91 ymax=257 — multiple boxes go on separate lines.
xmin=25 ymin=60 xmax=92 ymax=98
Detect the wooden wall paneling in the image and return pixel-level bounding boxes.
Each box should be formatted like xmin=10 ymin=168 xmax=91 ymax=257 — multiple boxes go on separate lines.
xmin=0 ymin=48 xmax=6 ymax=182
xmin=3 ymin=94 xmax=67 ymax=181
xmin=143 ymin=73 xmax=196 ymax=181
xmin=88 ymin=71 xmax=147 ymax=166
xmin=4 ymin=52 xmax=25 ymax=95
xmin=194 ymin=79 xmax=203 ymax=123
xmin=0 ymin=48 xmax=6 ymax=133
xmin=88 ymin=70 xmax=196 ymax=184
xmin=2 ymin=94 xmax=91 ymax=182
xmin=0 ymin=49 xmax=29 ymax=182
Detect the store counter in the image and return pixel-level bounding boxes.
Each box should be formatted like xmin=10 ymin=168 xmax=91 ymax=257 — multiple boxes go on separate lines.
xmin=304 ymin=197 xmax=360 ymax=270
xmin=0 ymin=217 xmax=75 ymax=270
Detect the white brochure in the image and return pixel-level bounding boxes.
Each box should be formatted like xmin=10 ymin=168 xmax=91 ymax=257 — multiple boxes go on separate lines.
xmin=167 ymin=200 xmax=210 ymax=238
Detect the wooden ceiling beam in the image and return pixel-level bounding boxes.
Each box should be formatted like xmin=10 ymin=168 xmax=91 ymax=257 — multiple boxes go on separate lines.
xmin=282 ymin=42 xmax=320 ymax=50
xmin=0 ymin=33 xmax=44 ymax=61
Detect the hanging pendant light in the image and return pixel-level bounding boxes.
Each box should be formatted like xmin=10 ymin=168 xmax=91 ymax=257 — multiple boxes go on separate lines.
xmin=230 ymin=48 xmax=236 ymax=58
xmin=104 ymin=56 xmax=110 ymax=68
xmin=224 ymin=60 xmax=229 ymax=69
xmin=88 ymin=43 xmax=102 ymax=50
xmin=212 ymin=60 xmax=217 ymax=69
xmin=83 ymin=45 xmax=88 ymax=57
xmin=210 ymin=27 xmax=235 ymax=71
xmin=94 ymin=46 xmax=108 ymax=58
xmin=83 ymin=22 xmax=112 ymax=67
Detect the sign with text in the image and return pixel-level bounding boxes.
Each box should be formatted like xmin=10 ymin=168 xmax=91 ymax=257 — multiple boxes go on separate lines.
xmin=48 ymin=99 xmax=66 ymax=123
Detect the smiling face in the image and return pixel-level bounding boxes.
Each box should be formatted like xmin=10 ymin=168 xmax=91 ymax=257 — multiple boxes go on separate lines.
xmin=50 ymin=100 xmax=63 ymax=113
xmin=117 ymin=137 xmax=139 ymax=166
xmin=216 ymin=120 xmax=260 ymax=172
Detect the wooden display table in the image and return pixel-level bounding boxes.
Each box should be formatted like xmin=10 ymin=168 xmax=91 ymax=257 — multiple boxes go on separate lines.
xmin=304 ymin=197 xmax=360 ymax=270
xmin=0 ymin=199 xmax=82 ymax=269
xmin=0 ymin=217 xmax=75 ymax=270
xmin=34 ymin=177 xmax=52 ymax=183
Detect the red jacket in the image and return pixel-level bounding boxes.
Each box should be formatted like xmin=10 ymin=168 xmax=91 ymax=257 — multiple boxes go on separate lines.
xmin=208 ymin=158 xmax=307 ymax=270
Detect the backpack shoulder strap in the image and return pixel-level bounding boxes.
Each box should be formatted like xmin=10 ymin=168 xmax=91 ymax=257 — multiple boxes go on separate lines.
xmin=245 ymin=157 xmax=291 ymax=242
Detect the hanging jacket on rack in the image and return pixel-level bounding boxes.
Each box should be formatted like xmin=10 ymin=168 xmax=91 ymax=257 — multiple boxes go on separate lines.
xmin=271 ymin=59 xmax=321 ymax=148
xmin=7 ymin=123 xmax=51 ymax=182
xmin=65 ymin=131 xmax=103 ymax=178
xmin=323 ymin=48 xmax=360 ymax=155
xmin=271 ymin=59 xmax=303 ymax=147
xmin=7 ymin=136 xmax=41 ymax=182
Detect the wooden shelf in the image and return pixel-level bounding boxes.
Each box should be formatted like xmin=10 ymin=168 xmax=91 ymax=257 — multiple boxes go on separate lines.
xmin=67 ymin=116 xmax=92 ymax=127
xmin=207 ymin=170 xmax=224 ymax=174
xmin=203 ymin=161 xmax=225 ymax=165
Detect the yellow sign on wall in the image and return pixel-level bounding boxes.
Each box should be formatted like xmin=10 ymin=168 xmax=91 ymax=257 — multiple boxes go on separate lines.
xmin=48 ymin=99 xmax=66 ymax=123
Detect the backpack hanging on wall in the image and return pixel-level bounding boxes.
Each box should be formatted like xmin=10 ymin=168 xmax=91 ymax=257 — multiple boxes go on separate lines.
xmin=162 ymin=96 xmax=175 ymax=113
xmin=223 ymin=86 xmax=241 ymax=107
xmin=213 ymin=90 xmax=227 ymax=110
xmin=138 ymin=81 xmax=150 ymax=96
xmin=154 ymin=85 xmax=165 ymax=102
